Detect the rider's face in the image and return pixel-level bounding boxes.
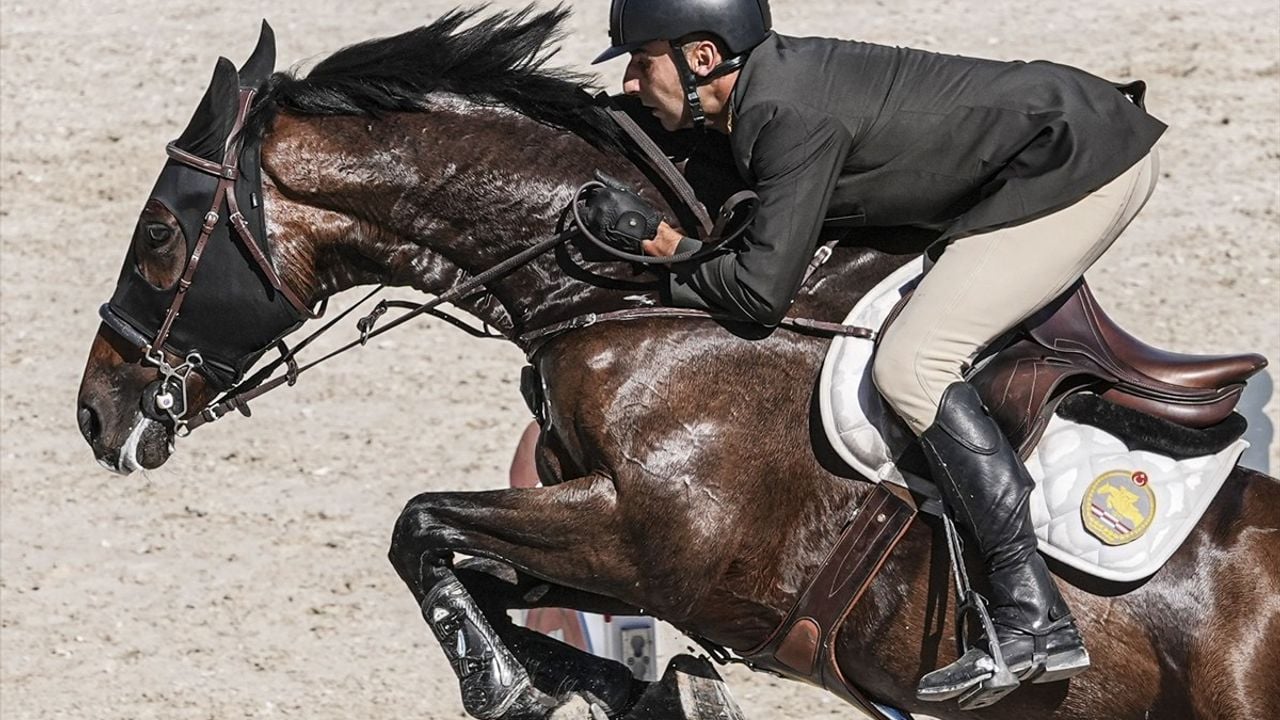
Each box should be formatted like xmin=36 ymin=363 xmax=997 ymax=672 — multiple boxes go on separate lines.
xmin=623 ymin=41 xmax=690 ymax=131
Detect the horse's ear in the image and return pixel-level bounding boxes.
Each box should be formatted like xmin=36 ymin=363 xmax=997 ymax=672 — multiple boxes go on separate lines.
xmin=239 ymin=20 xmax=276 ymax=89
xmin=174 ymin=57 xmax=241 ymax=162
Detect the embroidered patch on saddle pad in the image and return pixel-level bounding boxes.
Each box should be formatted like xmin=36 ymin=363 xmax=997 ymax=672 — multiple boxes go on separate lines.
xmin=818 ymin=256 xmax=1248 ymax=583
xmin=1082 ymin=469 xmax=1156 ymax=545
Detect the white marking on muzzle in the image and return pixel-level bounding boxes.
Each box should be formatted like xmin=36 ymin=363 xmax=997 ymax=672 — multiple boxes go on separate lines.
xmin=111 ymin=414 xmax=157 ymax=476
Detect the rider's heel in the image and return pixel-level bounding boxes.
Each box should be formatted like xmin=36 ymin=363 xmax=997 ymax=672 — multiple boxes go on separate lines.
xmin=1019 ymin=618 xmax=1091 ymax=684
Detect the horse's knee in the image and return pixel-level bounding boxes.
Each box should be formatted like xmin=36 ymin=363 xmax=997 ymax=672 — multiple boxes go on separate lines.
xmin=389 ymin=493 xmax=453 ymax=592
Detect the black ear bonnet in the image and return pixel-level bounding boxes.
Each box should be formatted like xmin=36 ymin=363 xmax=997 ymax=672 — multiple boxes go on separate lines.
xmin=105 ymin=22 xmax=305 ymax=391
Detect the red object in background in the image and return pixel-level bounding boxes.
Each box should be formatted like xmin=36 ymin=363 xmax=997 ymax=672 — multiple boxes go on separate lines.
xmin=509 ymin=422 xmax=543 ymax=489
xmin=510 ymin=421 xmax=592 ymax=652
xmin=523 ymin=607 xmax=592 ymax=652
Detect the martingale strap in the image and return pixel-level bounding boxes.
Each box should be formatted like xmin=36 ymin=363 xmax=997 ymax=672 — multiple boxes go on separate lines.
xmin=185 ymin=228 xmax=580 ymax=432
xmin=742 ymin=484 xmax=916 ymax=720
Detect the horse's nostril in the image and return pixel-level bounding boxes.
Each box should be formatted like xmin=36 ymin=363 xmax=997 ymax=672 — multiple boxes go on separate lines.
xmin=77 ymin=402 xmax=100 ymax=444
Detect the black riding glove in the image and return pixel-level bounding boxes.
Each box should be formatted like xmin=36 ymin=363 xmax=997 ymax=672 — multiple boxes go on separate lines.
xmin=579 ymin=173 xmax=662 ymax=254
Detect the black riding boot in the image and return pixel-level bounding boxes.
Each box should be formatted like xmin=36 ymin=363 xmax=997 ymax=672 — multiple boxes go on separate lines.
xmin=915 ymin=382 xmax=1089 ymax=707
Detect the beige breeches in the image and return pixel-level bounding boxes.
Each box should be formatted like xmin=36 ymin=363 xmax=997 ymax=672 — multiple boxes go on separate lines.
xmin=873 ymin=151 xmax=1159 ymax=435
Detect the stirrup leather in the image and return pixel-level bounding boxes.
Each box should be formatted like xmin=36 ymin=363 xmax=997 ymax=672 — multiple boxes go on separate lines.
xmin=926 ymin=514 xmax=1020 ymax=709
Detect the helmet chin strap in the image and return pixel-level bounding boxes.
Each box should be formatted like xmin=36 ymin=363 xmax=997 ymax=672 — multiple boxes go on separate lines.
xmin=668 ymin=42 xmax=707 ymax=130
xmin=669 ymin=42 xmax=749 ymax=131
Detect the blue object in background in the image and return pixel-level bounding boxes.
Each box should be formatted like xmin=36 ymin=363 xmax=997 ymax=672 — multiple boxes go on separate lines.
xmin=872 ymin=702 xmax=915 ymax=720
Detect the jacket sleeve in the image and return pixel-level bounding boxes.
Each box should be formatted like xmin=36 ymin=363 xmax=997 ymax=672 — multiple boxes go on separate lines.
xmin=665 ymin=104 xmax=852 ymax=326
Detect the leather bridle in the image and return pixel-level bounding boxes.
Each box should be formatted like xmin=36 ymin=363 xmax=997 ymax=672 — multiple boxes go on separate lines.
xmin=102 ymin=91 xmax=872 ymax=437
xmin=155 ymin=88 xmax=312 ymax=333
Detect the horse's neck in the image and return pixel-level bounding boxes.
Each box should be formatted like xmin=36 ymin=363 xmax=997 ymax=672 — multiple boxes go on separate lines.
xmin=262 ymin=105 xmax=669 ymax=338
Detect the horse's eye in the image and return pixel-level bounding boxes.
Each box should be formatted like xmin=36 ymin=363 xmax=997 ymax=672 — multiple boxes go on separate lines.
xmin=144 ymin=223 xmax=173 ymax=248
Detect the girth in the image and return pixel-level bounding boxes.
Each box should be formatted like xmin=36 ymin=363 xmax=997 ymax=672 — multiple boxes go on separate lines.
xmin=741 ymin=484 xmax=916 ymax=720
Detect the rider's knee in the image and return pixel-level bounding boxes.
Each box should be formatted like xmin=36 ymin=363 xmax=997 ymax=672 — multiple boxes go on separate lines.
xmin=872 ymin=335 xmax=918 ymax=414
xmin=872 ymin=336 xmax=958 ymax=434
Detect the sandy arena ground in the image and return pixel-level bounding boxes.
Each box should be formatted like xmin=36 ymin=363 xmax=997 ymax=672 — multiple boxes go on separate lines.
xmin=1 ymin=0 xmax=1277 ymax=718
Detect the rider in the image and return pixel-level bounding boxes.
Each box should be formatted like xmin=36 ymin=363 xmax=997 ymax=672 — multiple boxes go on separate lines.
xmin=583 ymin=0 xmax=1165 ymax=707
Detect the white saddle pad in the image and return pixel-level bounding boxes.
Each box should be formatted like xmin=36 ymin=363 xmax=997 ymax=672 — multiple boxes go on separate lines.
xmin=818 ymin=257 xmax=1248 ymax=583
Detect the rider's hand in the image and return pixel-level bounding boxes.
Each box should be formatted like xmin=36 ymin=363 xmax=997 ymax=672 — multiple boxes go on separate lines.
xmin=580 ymin=176 xmax=662 ymax=254
xmin=642 ymin=222 xmax=686 ymax=258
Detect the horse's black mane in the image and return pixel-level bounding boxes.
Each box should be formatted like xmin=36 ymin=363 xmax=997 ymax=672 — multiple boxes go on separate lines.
xmin=246 ymin=5 xmax=622 ymax=150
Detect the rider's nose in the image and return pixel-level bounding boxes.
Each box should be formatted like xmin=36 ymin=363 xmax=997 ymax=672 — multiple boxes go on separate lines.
xmin=622 ymin=78 xmax=641 ymax=96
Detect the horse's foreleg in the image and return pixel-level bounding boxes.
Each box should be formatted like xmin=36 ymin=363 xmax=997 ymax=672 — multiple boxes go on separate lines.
xmin=389 ymin=476 xmax=638 ymax=720
xmin=453 ymin=557 xmax=647 ymax=715
xmin=413 ymin=567 xmax=559 ymax=719
xmin=454 ymin=557 xmax=643 ymax=617
xmin=390 ymin=475 xmax=635 ymax=602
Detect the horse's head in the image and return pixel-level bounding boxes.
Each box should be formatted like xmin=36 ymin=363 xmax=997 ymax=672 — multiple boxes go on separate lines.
xmin=76 ymin=22 xmax=304 ymax=473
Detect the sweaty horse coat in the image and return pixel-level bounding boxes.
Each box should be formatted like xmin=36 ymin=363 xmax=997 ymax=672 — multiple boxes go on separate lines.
xmin=663 ymin=32 xmax=1168 ymax=325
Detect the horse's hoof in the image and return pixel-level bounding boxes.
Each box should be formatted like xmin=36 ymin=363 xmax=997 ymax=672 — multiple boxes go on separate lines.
xmin=622 ymin=654 xmax=745 ymax=720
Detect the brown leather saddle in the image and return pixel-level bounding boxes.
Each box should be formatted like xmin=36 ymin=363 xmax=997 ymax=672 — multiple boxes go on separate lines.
xmin=964 ymin=279 xmax=1266 ymax=455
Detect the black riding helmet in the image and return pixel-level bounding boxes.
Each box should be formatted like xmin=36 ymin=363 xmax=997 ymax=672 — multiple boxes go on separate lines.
xmin=593 ymin=0 xmax=772 ymax=129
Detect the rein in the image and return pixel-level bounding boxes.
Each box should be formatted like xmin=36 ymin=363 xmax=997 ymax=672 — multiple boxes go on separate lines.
xmin=187 ymin=235 xmax=871 ymax=433
xmin=185 ymin=227 xmax=578 ymax=432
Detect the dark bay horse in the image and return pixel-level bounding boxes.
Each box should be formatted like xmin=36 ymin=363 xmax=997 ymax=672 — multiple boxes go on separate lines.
xmin=75 ymin=9 xmax=1280 ymax=719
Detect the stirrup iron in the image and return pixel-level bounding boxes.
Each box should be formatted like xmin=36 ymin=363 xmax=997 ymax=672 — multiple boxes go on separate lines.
xmin=918 ymin=514 xmax=1019 ymax=709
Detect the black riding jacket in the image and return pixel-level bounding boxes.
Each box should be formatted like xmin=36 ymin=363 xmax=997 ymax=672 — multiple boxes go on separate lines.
xmin=660 ymin=32 xmax=1166 ymax=325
